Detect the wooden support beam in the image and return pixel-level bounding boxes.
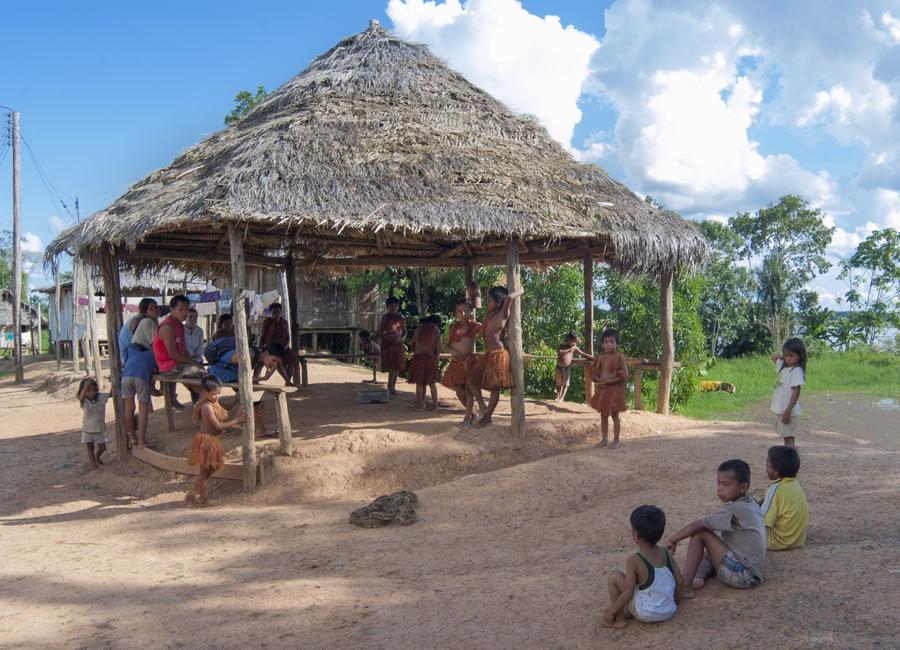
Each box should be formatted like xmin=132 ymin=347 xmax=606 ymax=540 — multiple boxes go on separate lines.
xmin=274 ymin=393 xmax=293 ymax=456
xmin=583 ymin=254 xmax=594 ymax=403
xmin=83 ymin=262 xmax=103 ymax=384
xmin=71 ymin=255 xmax=80 ymax=374
xmin=286 ymin=256 xmax=300 ymax=355
xmin=632 ymin=368 xmax=643 ymax=411
xmin=100 ymin=248 xmax=128 ymax=459
xmin=657 ymin=270 xmax=675 ymax=415
xmin=54 ymin=262 xmax=62 ymax=370
xmin=506 ymin=238 xmax=526 ymax=439
xmin=228 ymin=225 xmax=258 ymax=491
xmin=279 ymin=269 xmax=292 ymax=347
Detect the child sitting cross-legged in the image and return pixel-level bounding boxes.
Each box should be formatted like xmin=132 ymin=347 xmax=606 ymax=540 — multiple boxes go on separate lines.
xmin=664 ymin=459 xmax=766 ymax=597
xmin=760 ymin=445 xmax=809 ymax=550
xmin=604 ymin=505 xmax=683 ymax=629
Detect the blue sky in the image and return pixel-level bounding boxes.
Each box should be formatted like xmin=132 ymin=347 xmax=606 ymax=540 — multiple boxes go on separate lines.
xmin=2 ymin=0 xmax=899 ymax=307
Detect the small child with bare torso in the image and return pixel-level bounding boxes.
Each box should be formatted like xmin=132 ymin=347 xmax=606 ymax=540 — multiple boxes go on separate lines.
xmin=591 ymin=329 xmax=629 ymax=448
xmin=555 ymin=331 xmax=591 ymax=402
xmin=466 ymin=285 xmax=525 ymax=427
xmin=408 ymin=315 xmax=442 ymax=410
xmin=357 ymin=330 xmax=381 ymax=382
xmin=442 ymin=299 xmax=485 ymax=424
xmin=378 ymin=297 xmax=407 ymax=395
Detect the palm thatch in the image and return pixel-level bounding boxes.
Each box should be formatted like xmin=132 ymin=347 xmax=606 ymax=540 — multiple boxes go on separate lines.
xmin=36 ymin=268 xmax=209 ymax=297
xmin=46 ymin=20 xmax=706 ymax=277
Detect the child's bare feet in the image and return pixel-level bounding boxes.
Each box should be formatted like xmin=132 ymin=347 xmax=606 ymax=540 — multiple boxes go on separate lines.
xmin=475 ymin=417 xmax=493 ymax=428
xmin=692 ymin=578 xmax=705 ymax=590
xmin=609 ymin=440 xmax=620 ymax=449
xmin=602 ymin=618 xmax=627 ymax=629
xmin=595 ymin=438 xmax=609 ymax=448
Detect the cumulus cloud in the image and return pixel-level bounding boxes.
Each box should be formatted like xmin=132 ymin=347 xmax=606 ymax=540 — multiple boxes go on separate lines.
xmin=22 ymin=233 xmax=43 ymax=254
xmin=386 ymin=0 xmax=599 ymax=145
xmin=48 ymin=215 xmax=67 ymax=234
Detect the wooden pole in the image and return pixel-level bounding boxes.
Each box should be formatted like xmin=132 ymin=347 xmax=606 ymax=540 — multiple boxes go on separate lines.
xmin=285 ymin=256 xmax=300 ymax=349
xmin=84 ymin=264 xmax=103 ymax=387
xmin=71 ymin=255 xmax=80 ymax=373
xmin=11 ymin=111 xmax=23 ymax=383
xmin=583 ymin=254 xmax=594 ymax=403
xmin=657 ymin=269 xmax=675 ymax=415
xmin=278 ymin=269 xmax=292 ymax=347
xmin=36 ymin=304 xmax=41 ymax=354
xmin=54 ymin=263 xmax=62 ymax=369
xmin=229 ymin=225 xmax=257 ymax=491
xmin=506 ymin=238 xmax=525 ymax=439
xmin=100 ymin=248 xmax=128 ymax=459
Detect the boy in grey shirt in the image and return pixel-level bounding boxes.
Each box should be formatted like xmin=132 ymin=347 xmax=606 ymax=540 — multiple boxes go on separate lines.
xmin=664 ymin=459 xmax=766 ymax=596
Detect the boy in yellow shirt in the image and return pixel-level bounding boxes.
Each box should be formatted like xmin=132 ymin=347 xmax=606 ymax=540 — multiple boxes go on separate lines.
xmin=760 ymin=445 xmax=809 ymax=550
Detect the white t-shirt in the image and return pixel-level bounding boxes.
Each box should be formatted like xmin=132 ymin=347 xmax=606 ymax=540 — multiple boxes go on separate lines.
xmin=770 ymin=360 xmax=805 ymax=415
xmin=82 ymin=393 xmax=110 ymax=433
xmin=184 ymin=326 xmax=205 ymax=362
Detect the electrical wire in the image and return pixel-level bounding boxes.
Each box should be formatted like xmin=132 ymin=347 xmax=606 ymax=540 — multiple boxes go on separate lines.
xmin=19 ymin=132 xmax=77 ymax=222
xmin=0 ymin=142 xmax=9 ymax=168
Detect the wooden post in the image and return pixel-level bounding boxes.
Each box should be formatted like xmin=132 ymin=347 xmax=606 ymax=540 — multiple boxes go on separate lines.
xmin=11 ymin=112 xmax=23 ymax=383
xmin=464 ymin=261 xmax=481 ymax=309
xmin=632 ymin=367 xmax=643 ymax=410
xmin=274 ymin=393 xmax=293 ymax=456
xmin=229 ymin=225 xmax=257 ymax=491
xmin=84 ymin=263 xmax=103 ymax=387
xmin=506 ymin=238 xmax=525 ymax=439
xmin=285 ymin=256 xmax=300 ymax=351
xmin=71 ymin=256 xmax=80 ymax=373
xmin=278 ymin=269 xmax=292 ymax=348
xmin=54 ymin=263 xmax=62 ymax=369
xmin=36 ymin=304 xmax=42 ymax=354
xmin=100 ymin=248 xmax=128 ymax=458
xmin=583 ymin=254 xmax=594 ymax=403
xmin=657 ymin=270 xmax=675 ymax=415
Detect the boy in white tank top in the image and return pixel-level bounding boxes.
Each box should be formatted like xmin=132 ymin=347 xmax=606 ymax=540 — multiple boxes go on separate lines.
xmin=604 ymin=505 xmax=683 ymax=628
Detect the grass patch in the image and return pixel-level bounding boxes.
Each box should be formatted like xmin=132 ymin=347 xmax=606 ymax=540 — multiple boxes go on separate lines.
xmin=679 ymin=351 xmax=900 ymax=420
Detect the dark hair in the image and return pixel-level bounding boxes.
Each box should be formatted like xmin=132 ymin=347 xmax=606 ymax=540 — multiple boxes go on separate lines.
xmin=455 ymin=297 xmax=472 ymax=308
xmin=188 ymin=308 xmax=198 ymax=315
xmin=718 ymin=459 xmax=751 ymax=485
xmin=76 ymin=377 xmax=98 ymax=406
xmin=138 ymin=297 xmax=157 ymax=315
xmin=264 ymin=342 xmax=286 ymax=359
xmin=488 ymin=286 xmax=508 ymax=305
xmin=601 ymin=328 xmax=620 ymax=345
xmin=386 ymin=296 xmax=401 ymax=306
xmin=425 ymin=314 xmax=442 ymax=327
xmin=768 ymin=445 xmax=800 ymax=478
xmin=630 ymin=505 xmax=666 ymax=544
xmin=218 ymin=313 xmax=233 ymax=325
xmin=782 ymin=337 xmax=807 ymax=375
xmin=169 ymin=294 xmax=189 ymax=309
xmin=565 ymin=330 xmax=579 ymax=342
xmin=201 ymin=375 xmax=223 ymax=392
xmin=269 ymin=303 xmax=282 ymax=312
xmin=358 ymin=329 xmax=371 ymax=340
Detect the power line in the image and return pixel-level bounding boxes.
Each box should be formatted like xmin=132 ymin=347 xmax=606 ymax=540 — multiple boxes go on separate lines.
xmin=0 ymin=142 xmax=9 ymax=168
xmin=19 ymin=132 xmax=77 ymax=222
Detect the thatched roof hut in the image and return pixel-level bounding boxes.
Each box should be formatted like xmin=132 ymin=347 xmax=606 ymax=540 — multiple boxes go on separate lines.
xmin=47 ymin=21 xmax=705 ymax=277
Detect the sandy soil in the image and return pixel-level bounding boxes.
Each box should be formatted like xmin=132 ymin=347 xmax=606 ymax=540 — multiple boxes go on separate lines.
xmin=0 ymin=357 xmax=897 ymax=649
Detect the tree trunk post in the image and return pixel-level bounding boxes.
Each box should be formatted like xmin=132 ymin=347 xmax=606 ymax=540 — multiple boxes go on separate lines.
xmin=54 ymin=263 xmax=62 ymax=369
xmin=583 ymin=254 xmax=594 ymax=403
xmin=72 ymin=255 xmax=81 ymax=374
xmin=657 ymin=270 xmax=675 ymax=415
xmin=229 ymin=225 xmax=257 ymax=491
xmin=285 ymin=256 xmax=300 ymax=350
xmin=100 ymin=248 xmax=128 ymax=459
xmin=506 ymin=238 xmax=526 ymax=439
xmin=84 ymin=263 xmax=104 ymax=388
xmin=278 ymin=269 xmax=292 ymax=348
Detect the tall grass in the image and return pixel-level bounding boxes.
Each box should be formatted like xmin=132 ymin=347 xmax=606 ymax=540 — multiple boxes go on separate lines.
xmin=679 ymin=351 xmax=900 ymax=420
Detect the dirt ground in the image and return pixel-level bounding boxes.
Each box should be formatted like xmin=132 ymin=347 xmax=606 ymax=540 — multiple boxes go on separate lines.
xmin=0 ymin=357 xmax=897 ymax=649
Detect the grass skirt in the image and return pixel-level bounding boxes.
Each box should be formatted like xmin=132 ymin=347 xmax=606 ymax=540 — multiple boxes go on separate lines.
xmin=187 ymin=431 xmax=225 ymax=473
xmin=441 ymin=355 xmax=478 ymax=388
xmin=380 ymin=339 xmax=406 ymax=372
xmin=590 ymin=380 xmax=627 ymax=416
xmin=408 ymin=353 xmax=440 ymax=385
xmin=473 ymin=348 xmax=513 ymax=390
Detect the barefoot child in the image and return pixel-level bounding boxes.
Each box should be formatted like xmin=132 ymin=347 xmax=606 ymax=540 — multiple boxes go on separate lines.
xmin=408 ymin=315 xmax=442 ymax=410
xmin=357 ymin=330 xmax=381 ymax=382
xmin=186 ymin=375 xmax=248 ymax=507
xmin=555 ymin=331 xmax=591 ymax=402
xmin=770 ymin=337 xmax=807 ymax=448
xmin=77 ymin=378 xmax=109 ymax=469
xmin=591 ymin=329 xmax=628 ymax=448
xmin=605 ymin=505 xmax=682 ymax=628
xmin=441 ymin=300 xmax=484 ymax=424
xmin=760 ymin=445 xmax=809 ymax=550
xmin=664 ymin=459 xmax=766 ymax=597
xmin=466 ymin=285 xmax=524 ymax=427
xmin=379 ymin=297 xmax=407 ymax=395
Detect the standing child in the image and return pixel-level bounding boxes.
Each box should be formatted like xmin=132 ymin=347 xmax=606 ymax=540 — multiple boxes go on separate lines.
xmin=379 ymin=297 xmax=407 ymax=395
xmin=555 ymin=331 xmax=591 ymax=402
xmin=77 ymin=377 xmax=109 ymax=470
xmin=591 ymin=329 xmax=629 ymax=448
xmin=664 ymin=459 xmax=766 ymax=597
xmin=442 ymin=300 xmax=484 ymax=424
xmin=408 ymin=315 xmax=442 ymax=410
xmin=605 ymin=505 xmax=683 ymax=628
xmin=770 ymin=337 xmax=807 ymax=448
xmin=760 ymin=445 xmax=809 ymax=550
xmin=357 ymin=330 xmax=381 ymax=382
xmin=185 ymin=375 xmax=248 ymax=507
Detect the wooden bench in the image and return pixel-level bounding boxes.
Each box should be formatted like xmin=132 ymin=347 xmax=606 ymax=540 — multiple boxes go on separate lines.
xmin=152 ymin=374 xmax=294 ymax=456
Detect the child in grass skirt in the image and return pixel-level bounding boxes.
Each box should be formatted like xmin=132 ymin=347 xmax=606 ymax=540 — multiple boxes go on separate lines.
xmin=186 ymin=375 xmax=248 ymax=507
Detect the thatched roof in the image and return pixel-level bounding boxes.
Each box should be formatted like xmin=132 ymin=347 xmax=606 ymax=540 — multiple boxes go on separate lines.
xmin=46 ymin=21 xmax=705 ymax=277
xmin=36 ymin=269 xmax=209 ymax=297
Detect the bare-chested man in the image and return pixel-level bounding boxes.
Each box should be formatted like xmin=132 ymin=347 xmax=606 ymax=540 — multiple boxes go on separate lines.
xmin=441 ymin=299 xmax=486 ymax=424
xmin=408 ymin=315 xmax=442 ymax=410
xmin=466 ymin=285 xmax=524 ymax=427
xmin=378 ymin=297 xmax=407 ymax=395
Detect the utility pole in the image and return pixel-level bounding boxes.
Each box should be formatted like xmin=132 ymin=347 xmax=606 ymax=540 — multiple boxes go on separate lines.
xmin=11 ymin=111 xmax=23 ymax=383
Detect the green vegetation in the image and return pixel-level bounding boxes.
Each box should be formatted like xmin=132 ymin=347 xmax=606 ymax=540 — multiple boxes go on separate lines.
xmin=679 ymin=350 xmax=900 ymax=420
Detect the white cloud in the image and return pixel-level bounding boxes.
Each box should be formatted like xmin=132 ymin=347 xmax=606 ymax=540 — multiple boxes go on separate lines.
xmin=22 ymin=232 xmax=43 ymax=254
xmin=386 ymin=0 xmax=599 ymax=145
xmin=882 ymin=11 xmax=900 ymax=42
xmin=797 ymin=85 xmax=853 ymax=127
xmin=48 ymin=215 xmax=67 ymax=234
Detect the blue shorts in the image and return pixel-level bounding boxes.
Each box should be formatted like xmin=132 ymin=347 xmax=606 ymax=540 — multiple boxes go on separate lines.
xmin=209 ymin=361 xmax=238 ymax=383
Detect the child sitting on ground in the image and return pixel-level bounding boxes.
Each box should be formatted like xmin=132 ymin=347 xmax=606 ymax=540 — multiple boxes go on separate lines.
xmin=664 ymin=459 xmax=766 ymax=597
xmin=604 ymin=505 xmax=683 ymax=628
xmin=591 ymin=329 xmax=629 ymax=448
xmin=770 ymin=337 xmax=807 ymax=448
xmin=408 ymin=315 xmax=442 ymax=410
xmin=77 ymin=377 xmax=109 ymax=470
xmin=760 ymin=445 xmax=809 ymax=550
xmin=185 ymin=375 xmax=248 ymax=507
xmin=555 ymin=331 xmax=591 ymax=402
xmin=357 ymin=330 xmax=381 ymax=382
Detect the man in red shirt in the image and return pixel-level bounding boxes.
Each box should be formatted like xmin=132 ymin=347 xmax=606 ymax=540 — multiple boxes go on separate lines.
xmin=153 ymin=295 xmax=203 ymax=408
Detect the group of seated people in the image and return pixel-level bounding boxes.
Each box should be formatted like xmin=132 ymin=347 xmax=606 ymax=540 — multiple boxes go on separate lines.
xmin=118 ymin=295 xmax=296 ymax=448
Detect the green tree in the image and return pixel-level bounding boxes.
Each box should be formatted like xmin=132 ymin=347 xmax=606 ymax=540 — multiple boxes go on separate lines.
xmin=0 ymin=230 xmax=36 ymax=294
xmin=224 ymin=85 xmax=270 ymax=125
xmin=794 ymin=289 xmax=832 ymax=342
